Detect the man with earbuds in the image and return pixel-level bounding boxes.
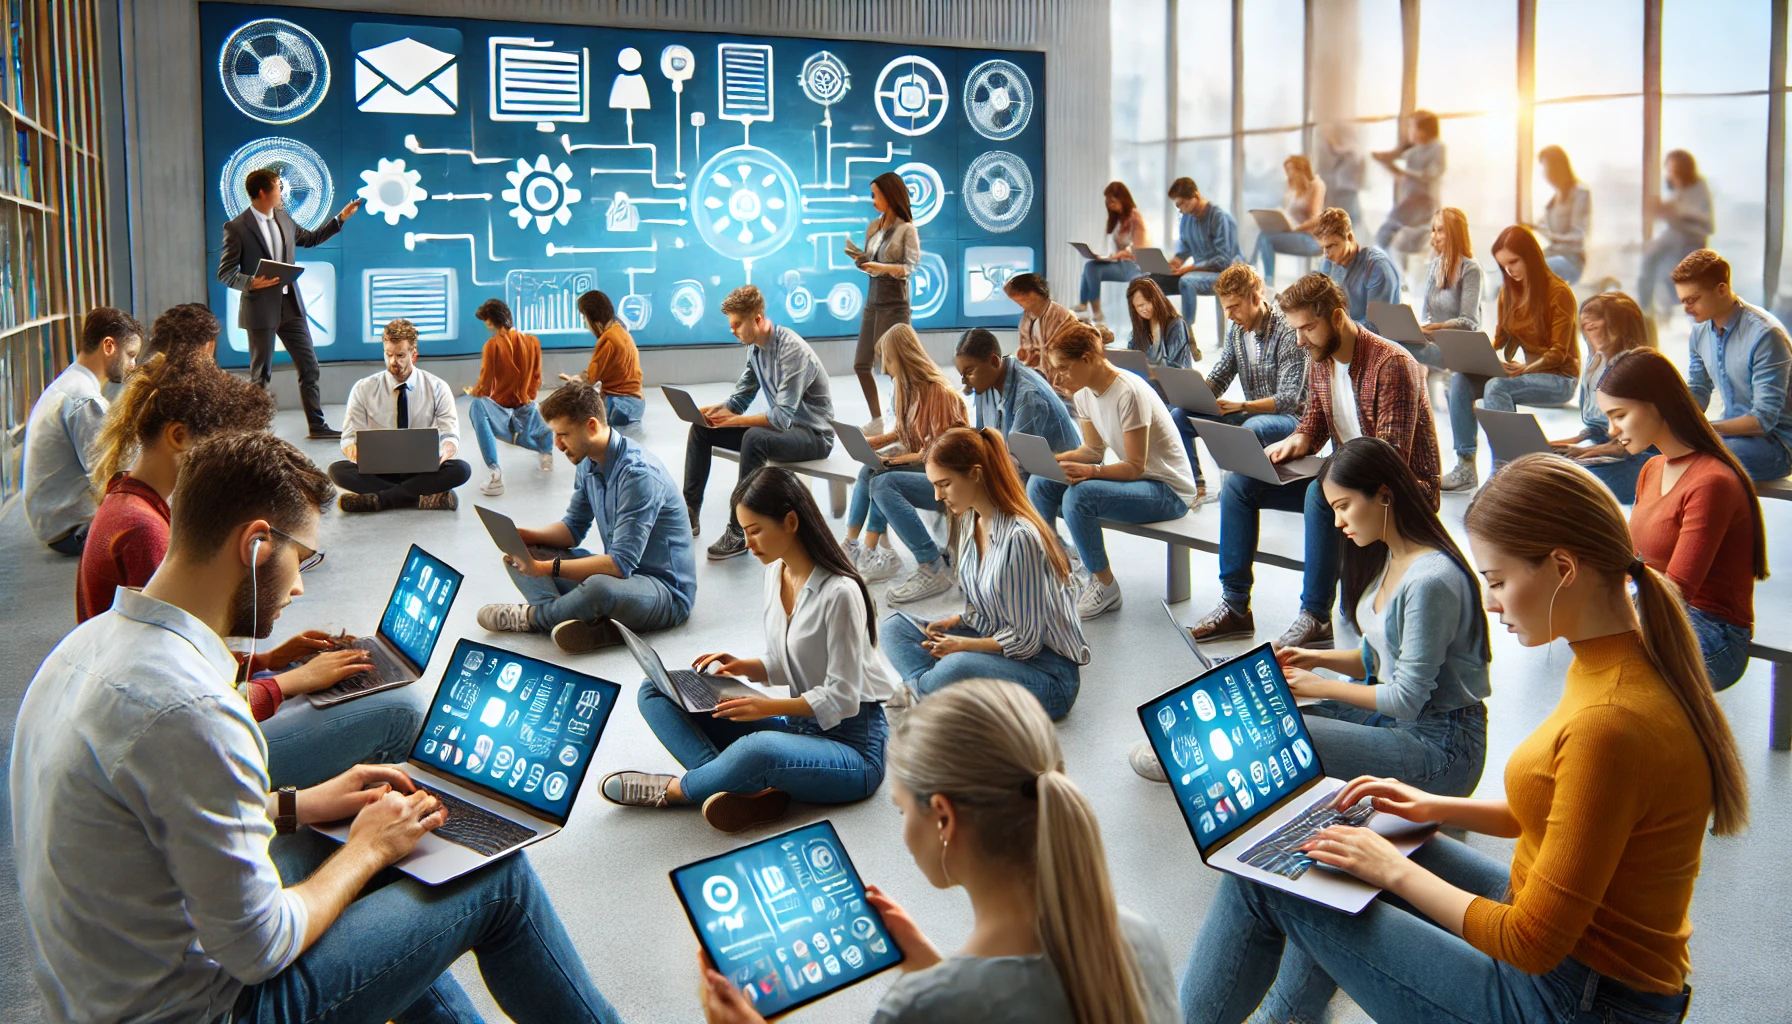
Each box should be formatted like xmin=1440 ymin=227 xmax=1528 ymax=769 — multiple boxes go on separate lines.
xmin=11 ymin=432 xmax=624 ymax=1023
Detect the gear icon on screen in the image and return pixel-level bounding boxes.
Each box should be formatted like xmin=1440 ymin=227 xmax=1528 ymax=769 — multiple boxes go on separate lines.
xmin=502 ymin=155 xmax=583 ymax=234
xmin=357 ymin=158 xmax=426 ymax=225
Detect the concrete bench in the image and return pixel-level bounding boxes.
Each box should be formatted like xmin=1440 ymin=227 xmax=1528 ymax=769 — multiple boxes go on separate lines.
xmin=1098 ymin=511 xmax=1307 ymax=604
xmin=1749 ymin=642 xmax=1792 ymax=751
xmin=713 ymin=447 xmax=862 ymax=518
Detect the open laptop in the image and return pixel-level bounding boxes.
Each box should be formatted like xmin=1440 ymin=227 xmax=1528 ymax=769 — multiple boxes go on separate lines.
xmin=1105 ymin=346 xmax=1153 ymax=380
xmin=1007 ymin=431 xmax=1069 ymax=483
xmin=1431 ymin=330 xmax=1510 ymax=378
xmin=474 ymin=504 xmax=534 ymax=565
xmin=662 ymin=385 xmax=710 ymax=426
xmin=1192 ymin=420 xmax=1324 ymax=486
xmin=1132 ymin=247 xmax=1176 ymax=276
xmin=307 ymin=544 xmax=462 ymax=707
xmin=1156 ymin=366 xmax=1222 ymax=416
xmin=317 ymin=638 xmax=620 ymax=884
xmin=670 ymin=820 xmax=904 ymax=1016
xmin=1365 ymin=302 xmax=1427 ymax=346
xmin=830 ymin=419 xmax=898 ymax=472
xmin=1070 ymin=241 xmax=1103 ymax=261
xmin=1474 ymin=408 xmax=1624 ymax=467
xmin=1248 ymin=209 xmax=1295 ymax=235
xmin=1137 ymin=643 xmax=1435 ymax=912
xmin=1162 ymin=600 xmax=1216 ymax=670
xmin=615 ymin=621 xmax=765 ymax=712
xmin=356 ymin=428 xmax=441 ymax=475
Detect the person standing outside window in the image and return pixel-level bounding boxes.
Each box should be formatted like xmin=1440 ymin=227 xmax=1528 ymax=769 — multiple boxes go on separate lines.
xmin=1075 ymin=181 xmax=1149 ymax=323
xmin=1315 ymin=206 xmax=1402 ymax=335
xmin=846 ymin=170 xmax=919 ymax=421
xmin=1673 ymin=248 xmax=1792 ymax=483
xmin=1639 ymin=150 xmax=1713 ymax=317
xmin=1154 ymin=176 xmax=1243 ymax=349
xmin=466 ymin=298 xmax=552 ymax=497
xmin=1536 ymin=145 xmax=1591 ymax=285
xmin=560 ymin=289 xmax=645 ymax=426
xmin=1254 ymin=155 xmax=1328 ymax=286
xmin=1371 ymin=110 xmax=1446 ymax=252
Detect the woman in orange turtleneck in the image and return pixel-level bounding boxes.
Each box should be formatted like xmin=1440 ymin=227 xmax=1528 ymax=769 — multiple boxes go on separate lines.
xmin=1177 ymin=455 xmax=1744 ymax=1024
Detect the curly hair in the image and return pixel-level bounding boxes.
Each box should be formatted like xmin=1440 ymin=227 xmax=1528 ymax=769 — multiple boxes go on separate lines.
xmin=146 ymin=303 xmax=220 ymax=363
xmin=89 ymin=354 xmax=274 ymax=492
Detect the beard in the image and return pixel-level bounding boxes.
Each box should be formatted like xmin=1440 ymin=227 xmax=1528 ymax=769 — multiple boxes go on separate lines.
xmin=226 ymin=559 xmax=284 ymax=639
xmin=1303 ymin=327 xmax=1341 ymax=363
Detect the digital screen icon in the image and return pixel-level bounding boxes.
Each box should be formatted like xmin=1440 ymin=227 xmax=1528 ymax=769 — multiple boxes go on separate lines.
xmin=480 ymin=697 xmax=506 ymax=727
xmin=717 ymin=42 xmax=774 ymax=124
xmin=873 ymin=54 xmax=948 ymax=136
xmin=1292 ymin=738 xmax=1313 ymax=768
xmin=1283 ymin=714 xmax=1299 ymax=737
xmin=489 ymin=36 xmax=590 ymax=131
xmin=1207 ymin=729 xmax=1234 ymax=762
xmin=497 ymin=662 xmax=523 ymax=692
xmin=352 ymin=25 xmax=460 ymax=115
xmin=801 ymin=961 xmax=823 ymax=984
xmin=559 ymin=744 xmax=579 ymax=766
xmin=1192 ymin=691 xmax=1217 ymax=721
xmin=841 ymin=945 xmax=863 ymax=969
xmin=1198 ymin=811 xmax=1215 ymax=834
xmin=543 ymin=771 xmax=569 ymax=801
xmin=219 ymin=19 xmax=331 ymax=126
xmin=1155 ymin=705 xmax=1177 ymax=734
xmin=963 ymin=245 xmax=1034 ymax=317
xmin=226 ymin=261 xmax=336 ymax=352
xmin=507 ymin=268 xmax=598 ymax=335
xmin=363 ymin=268 xmax=458 ymax=342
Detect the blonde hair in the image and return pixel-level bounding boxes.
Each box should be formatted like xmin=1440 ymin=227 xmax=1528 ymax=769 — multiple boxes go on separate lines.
xmin=1464 ymin=456 xmax=1748 ymax=835
xmin=720 ymin=284 xmax=766 ymax=318
xmin=877 ymin=322 xmax=959 ymax=438
xmin=1433 ymin=207 xmax=1473 ymax=289
xmin=890 ymin=680 xmax=1152 ymax=1024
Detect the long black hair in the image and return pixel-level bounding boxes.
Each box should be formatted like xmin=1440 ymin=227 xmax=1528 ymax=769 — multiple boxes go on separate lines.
xmin=732 ymin=467 xmax=877 ymax=643
xmin=1319 ymin=437 xmax=1490 ymax=662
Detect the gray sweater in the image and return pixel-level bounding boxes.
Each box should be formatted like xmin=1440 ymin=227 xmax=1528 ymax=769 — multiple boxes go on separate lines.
xmin=1352 ymin=550 xmax=1492 ymax=720
xmin=1420 ymin=256 xmax=1484 ymax=332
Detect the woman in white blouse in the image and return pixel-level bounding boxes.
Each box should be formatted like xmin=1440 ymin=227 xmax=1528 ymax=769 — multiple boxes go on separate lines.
xmin=883 ymin=428 xmax=1091 ymax=720
xmin=601 ymin=467 xmax=898 ymax=833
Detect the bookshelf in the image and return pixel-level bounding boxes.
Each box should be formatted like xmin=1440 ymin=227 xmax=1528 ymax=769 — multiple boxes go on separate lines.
xmin=0 ymin=0 xmax=110 ymax=503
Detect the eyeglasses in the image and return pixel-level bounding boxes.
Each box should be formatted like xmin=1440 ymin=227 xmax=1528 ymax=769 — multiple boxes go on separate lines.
xmin=267 ymin=526 xmax=325 ymax=572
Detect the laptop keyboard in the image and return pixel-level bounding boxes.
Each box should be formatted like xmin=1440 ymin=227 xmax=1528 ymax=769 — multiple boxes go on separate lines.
xmin=669 ymin=669 xmax=729 ymax=711
xmin=1237 ymin=793 xmax=1377 ymax=880
xmin=414 ymin=781 xmax=538 ymax=857
xmin=313 ymin=638 xmax=406 ymax=701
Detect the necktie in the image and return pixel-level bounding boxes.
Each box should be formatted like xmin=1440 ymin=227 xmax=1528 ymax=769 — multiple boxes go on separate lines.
xmin=395 ymin=384 xmax=409 ymax=429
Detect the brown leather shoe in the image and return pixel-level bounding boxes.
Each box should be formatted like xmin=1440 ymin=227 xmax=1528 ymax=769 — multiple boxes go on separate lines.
xmin=701 ymin=789 xmax=792 ymax=833
xmin=337 ymin=493 xmax=380 ymax=514
xmin=551 ymin=617 xmax=623 ymax=654
xmin=418 ymin=491 xmax=459 ymax=511
xmin=1189 ymin=601 xmax=1254 ymax=642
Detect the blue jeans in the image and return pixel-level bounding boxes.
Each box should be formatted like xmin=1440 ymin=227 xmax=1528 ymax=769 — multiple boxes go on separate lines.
xmin=236 ymin=831 xmax=621 ymax=1024
xmin=1254 ymin=232 xmax=1324 ymax=285
xmin=1721 ymin=433 xmax=1792 ymax=483
xmin=1448 ymin=371 xmax=1579 ymax=458
xmin=1080 ymin=258 xmax=1146 ymax=304
xmin=871 ymin=467 xmax=945 ymax=565
xmin=507 ymin=546 xmax=690 ymax=633
xmin=1027 ymin=476 xmax=1188 ymax=576
xmin=881 ymin=615 xmax=1081 ymax=721
xmin=637 ymin=682 xmax=887 ymax=804
xmin=262 ymin=682 xmax=427 ymax=790
xmin=1180 ymin=835 xmax=1690 ymax=1024
xmin=1687 ymin=604 xmax=1752 ymax=692
xmin=684 ymin=423 xmax=833 ymax=527
xmin=468 ymin=397 xmax=553 ymax=471
xmin=1638 ymin=229 xmax=1704 ymax=314
xmin=1170 ymin=408 xmax=1300 ymax=486
xmin=605 ymin=392 xmax=645 ymax=426
xmin=847 ymin=465 xmax=887 ymax=534
xmin=1174 ymin=271 xmax=1226 ymax=351
xmin=1218 ymin=474 xmax=1340 ymax=616
xmin=1545 ymin=253 xmax=1584 ymax=285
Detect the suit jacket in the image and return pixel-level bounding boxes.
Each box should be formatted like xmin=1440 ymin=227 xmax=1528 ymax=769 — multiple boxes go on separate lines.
xmin=216 ymin=206 xmax=342 ymax=329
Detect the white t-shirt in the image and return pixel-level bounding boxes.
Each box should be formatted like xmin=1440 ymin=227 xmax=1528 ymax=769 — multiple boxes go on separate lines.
xmin=1329 ymin=357 xmax=1362 ymax=443
xmin=1073 ymin=369 xmax=1200 ymax=506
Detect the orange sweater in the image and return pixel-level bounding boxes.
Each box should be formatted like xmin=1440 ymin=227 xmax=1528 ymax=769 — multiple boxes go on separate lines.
xmin=583 ymin=323 xmax=644 ymax=398
xmin=1495 ymin=275 xmax=1580 ymax=378
xmin=468 ymin=328 xmax=543 ymax=407
xmin=1463 ymin=632 xmax=1710 ymax=995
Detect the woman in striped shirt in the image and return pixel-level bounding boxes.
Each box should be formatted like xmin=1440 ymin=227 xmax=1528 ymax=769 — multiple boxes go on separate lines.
xmin=882 ymin=427 xmax=1090 ymax=720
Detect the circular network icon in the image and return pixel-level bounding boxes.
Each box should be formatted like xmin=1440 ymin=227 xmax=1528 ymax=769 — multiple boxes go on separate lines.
xmin=894 ymin=162 xmax=945 ymax=228
xmin=220 ymin=137 xmax=335 ymax=230
xmin=218 ymin=18 xmax=330 ymax=125
xmin=618 ymin=292 xmax=652 ymax=330
xmin=873 ymin=55 xmax=949 ymax=137
xmin=826 ymin=282 xmax=864 ymax=321
xmin=558 ymin=744 xmax=579 ymax=766
xmin=799 ymin=51 xmax=850 ymax=107
xmin=962 ymin=59 xmax=1034 ymax=141
xmin=502 ymin=155 xmax=583 ymax=234
xmin=962 ymin=150 xmax=1034 ymax=234
xmin=693 ymin=145 xmax=801 ymax=263
xmin=910 ymin=251 xmax=949 ymax=320
xmin=543 ymin=771 xmax=569 ymax=801
xmin=785 ymin=284 xmax=815 ymax=322
xmin=703 ymin=875 xmax=740 ymax=913
xmin=669 ymin=280 xmax=706 ymax=327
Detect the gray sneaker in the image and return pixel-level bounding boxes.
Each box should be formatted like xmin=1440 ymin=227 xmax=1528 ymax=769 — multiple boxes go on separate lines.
xmin=476 ymin=603 xmax=534 ymax=634
xmin=707 ymin=525 xmax=749 ymax=560
xmin=1275 ymin=610 xmax=1334 ymax=650
xmin=861 ymin=545 xmax=903 ymax=582
xmin=889 ymin=559 xmax=954 ymax=604
xmin=600 ymin=770 xmax=677 ymax=808
xmin=1440 ymin=458 xmax=1478 ymax=492
xmin=1129 ymin=740 xmax=1168 ymax=783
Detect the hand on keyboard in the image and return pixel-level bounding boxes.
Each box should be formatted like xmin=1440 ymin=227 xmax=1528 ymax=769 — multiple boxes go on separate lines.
xmin=347 ymin=785 xmax=447 ymax=867
xmin=274 ymin=648 xmax=376 ymax=696
xmin=413 ymin=782 xmax=538 ymax=857
xmin=1294 ymin=801 xmax=1421 ymax=890
xmin=1239 ymin=796 xmax=1376 ymax=881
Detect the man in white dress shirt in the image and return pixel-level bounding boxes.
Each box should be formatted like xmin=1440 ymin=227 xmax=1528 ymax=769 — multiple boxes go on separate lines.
xmin=329 ymin=319 xmax=471 ymax=512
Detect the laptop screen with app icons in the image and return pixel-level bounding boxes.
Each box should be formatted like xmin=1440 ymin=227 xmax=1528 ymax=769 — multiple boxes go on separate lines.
xmin=409 ymin=638 xmax=620 ymax=824
xmin=377 ymin=544 xmax=463 ymax=670
xmin=670 ymin=821 xmax=904 ymax=1017
xmin=1137 ymin=643 xmax=1322 ymax=856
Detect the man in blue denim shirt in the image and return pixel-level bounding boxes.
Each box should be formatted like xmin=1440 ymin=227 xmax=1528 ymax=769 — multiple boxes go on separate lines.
xmin=955 ymin=327 xmax=1080 ymax=454
xmin=1316 ymin=207 xmax=1402 ymax=335
xmin=1674 ymin=249 xmax=1792 ymax=482
xmin=1153 ymin=177 xmax=1243 ymax=347
xmin=479 ymin=381 xmax=697 ymax=653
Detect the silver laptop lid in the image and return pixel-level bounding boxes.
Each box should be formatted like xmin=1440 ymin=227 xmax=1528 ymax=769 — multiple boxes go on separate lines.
xmin=474 ymin=505 xmax=533 ymax=566
xmin=829 ymin=419 xmax=887 ymax=470
xmin=613 ymin=621 xmax=679 ymax=701
xmin=660 ymin=386 xmax=707 ymax=425
xmin=1156 ymin=366 xmax=1220 ymax=415
xmin=1366 ymin=302 xmax=1425 ymax=345
xmin=1161 ymin=600 xmax=1214 ymax=669
xmin=1007 ymin=431 xmax=1068 ymax=482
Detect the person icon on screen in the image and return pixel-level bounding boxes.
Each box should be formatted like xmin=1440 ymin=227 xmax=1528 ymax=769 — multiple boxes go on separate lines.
xmin=610 ymin=47 xmax=650 ymax=114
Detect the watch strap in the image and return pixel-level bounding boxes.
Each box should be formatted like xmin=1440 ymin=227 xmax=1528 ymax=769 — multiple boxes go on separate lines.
xmin=552 ymin=556 xmax=563 ymax=579
xmin=275 ymin=787 xmax=298 ymax=834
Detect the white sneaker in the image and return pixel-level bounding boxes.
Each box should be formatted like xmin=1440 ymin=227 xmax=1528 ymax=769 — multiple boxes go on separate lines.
xmin=1440 ymin=458 xmax=1478 ymax=492
xmin=539 ymin=450 xmax=556 ymax=471
xmin=1129 ymin=740 xmax=1168 ymax=783
xmin=844 ymin=537 xmax=868 ymax=570
xmin=1076 ymin=576 xmax=1122 ymax=619
xmin=889 ymin=559 xmax=955 ymax=604
xmin=478 ymin=468 xmax=505 ymax=496
xmin=861 ymin=545 xmax=903 ymax=582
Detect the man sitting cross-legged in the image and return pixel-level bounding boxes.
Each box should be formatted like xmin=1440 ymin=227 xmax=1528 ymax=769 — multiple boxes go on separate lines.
xmin=478 ymin=380 xmax=697 ymax=654
xmin=329 ymin=318 xmax=472 ymax=513
xmin=12 ymin=431 xmax=622 ymax=1023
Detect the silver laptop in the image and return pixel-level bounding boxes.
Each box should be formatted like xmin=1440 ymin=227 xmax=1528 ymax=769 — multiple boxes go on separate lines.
xmin=356 ymin=428 xmax=441 ymax=475
xmin=1248 ymin=208 xmax=1295 ymax=235
xmin=661 ymin=385 xmax=709 ymax=426
xmin=1157 ymin=366 xmax=1222 ymax=416
xmin=1163 ymin=599 xmax=1216 ymax=669
xmin=1473 ymin=408 xmax=1624 ymax=467
xmin=1137 ymin=643 xmax=1435 ymax=912
xmin=1366 ymin=302 xmax=1427 ymax=346
xmin=1432 ymin=330 xmax=1510 ymax=378
xmin=1070 ymin=241 xmax=1102 ymax=261
xmin=1192 ymin=419 xmax=1324 ymax=486
xmin=831 ymin=419 xmax=898 ymax=472
xmin=1106 ymin=347 xmax=1153 ymax=379
xmin=614 ymin=621 xmax=764 ymax=713
xmin=474 ymin=504 xmax=534 ymax=565
xmin=307 ymin=544 xmax=462 ymax=708
xmin=1132 ymin=247 xmax=1176 ymax=276
xmin=1008 ymin=431 xmax=1069 ymax=483
xmin=317 ymin=638 xmax=620 ymax=885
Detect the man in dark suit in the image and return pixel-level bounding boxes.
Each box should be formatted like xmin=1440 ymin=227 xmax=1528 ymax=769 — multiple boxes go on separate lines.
xmin=217 ymin=167 xmax=362 ymax=439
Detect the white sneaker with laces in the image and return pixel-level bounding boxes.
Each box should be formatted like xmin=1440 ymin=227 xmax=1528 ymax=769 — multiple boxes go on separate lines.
xmin=844 ymin=537 xmax=868 ymax=570
xmin=861 ymin=545 xmax=903 ymax=582
xmin=539 ymin=451 xmax=556 ymax=472
xmin=478 ymin=468 xmax=504 ymax=496
xmin=1076 ymin=576 xmax=1123 ymax=619
xmin=889 ymin=559 xmax=954 ymax=604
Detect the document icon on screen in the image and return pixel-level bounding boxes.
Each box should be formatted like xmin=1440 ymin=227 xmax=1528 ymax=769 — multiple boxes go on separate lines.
xmin=490 ymin=36 xmax=590 ymax=131
xmin=364 ymin=267 xmax=459 ymax=342
xmin=351 ymin=24 xmax=460 ymax=116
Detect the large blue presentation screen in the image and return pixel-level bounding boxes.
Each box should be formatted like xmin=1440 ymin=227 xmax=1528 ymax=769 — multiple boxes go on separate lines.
xmin=198 ymin=4 xmax=1047 ymax=366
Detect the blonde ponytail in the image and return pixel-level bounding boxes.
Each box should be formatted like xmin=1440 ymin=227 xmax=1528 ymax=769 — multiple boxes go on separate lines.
xmin=890 ymin=680 xmax=1151 ymax=1024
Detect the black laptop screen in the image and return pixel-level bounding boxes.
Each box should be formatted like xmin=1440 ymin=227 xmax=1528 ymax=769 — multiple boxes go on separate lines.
xmin=411 ymin=639 xmax=620 ymax=823
xmin=378 ymin=545 xmax=463 ymax=670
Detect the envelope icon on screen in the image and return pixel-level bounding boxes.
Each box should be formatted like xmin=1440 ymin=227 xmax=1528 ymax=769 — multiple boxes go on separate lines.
xmin=355 ymin=36 xmax=459 ymax=115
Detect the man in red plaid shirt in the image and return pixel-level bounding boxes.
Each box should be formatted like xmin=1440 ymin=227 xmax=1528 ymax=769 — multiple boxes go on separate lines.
xmin=1190 ymin=271 xmax=1440 ymax=649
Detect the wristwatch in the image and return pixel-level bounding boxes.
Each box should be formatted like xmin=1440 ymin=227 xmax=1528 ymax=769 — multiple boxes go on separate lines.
xmin=275 ymin=787 xmax=298 ymax=834
xmin=551 ymin=556 xmax=563 ymax=579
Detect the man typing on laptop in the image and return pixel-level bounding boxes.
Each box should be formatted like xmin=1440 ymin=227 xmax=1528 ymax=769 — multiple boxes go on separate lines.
xmin=478 ymin=380 xmax=697 ymax=654
xmin=12 ymin=432 xmax=622 ymax=1024
xmin=329 ymin=318 xmax=472 ymax=513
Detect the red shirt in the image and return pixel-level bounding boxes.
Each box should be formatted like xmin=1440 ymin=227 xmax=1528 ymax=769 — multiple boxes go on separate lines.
xmin=1630 ymin=452 xmax=1757 ymax=628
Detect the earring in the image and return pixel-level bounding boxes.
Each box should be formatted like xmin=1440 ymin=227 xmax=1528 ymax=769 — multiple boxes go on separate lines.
xmin=938 ymin=833 xmax=954 ymax=886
